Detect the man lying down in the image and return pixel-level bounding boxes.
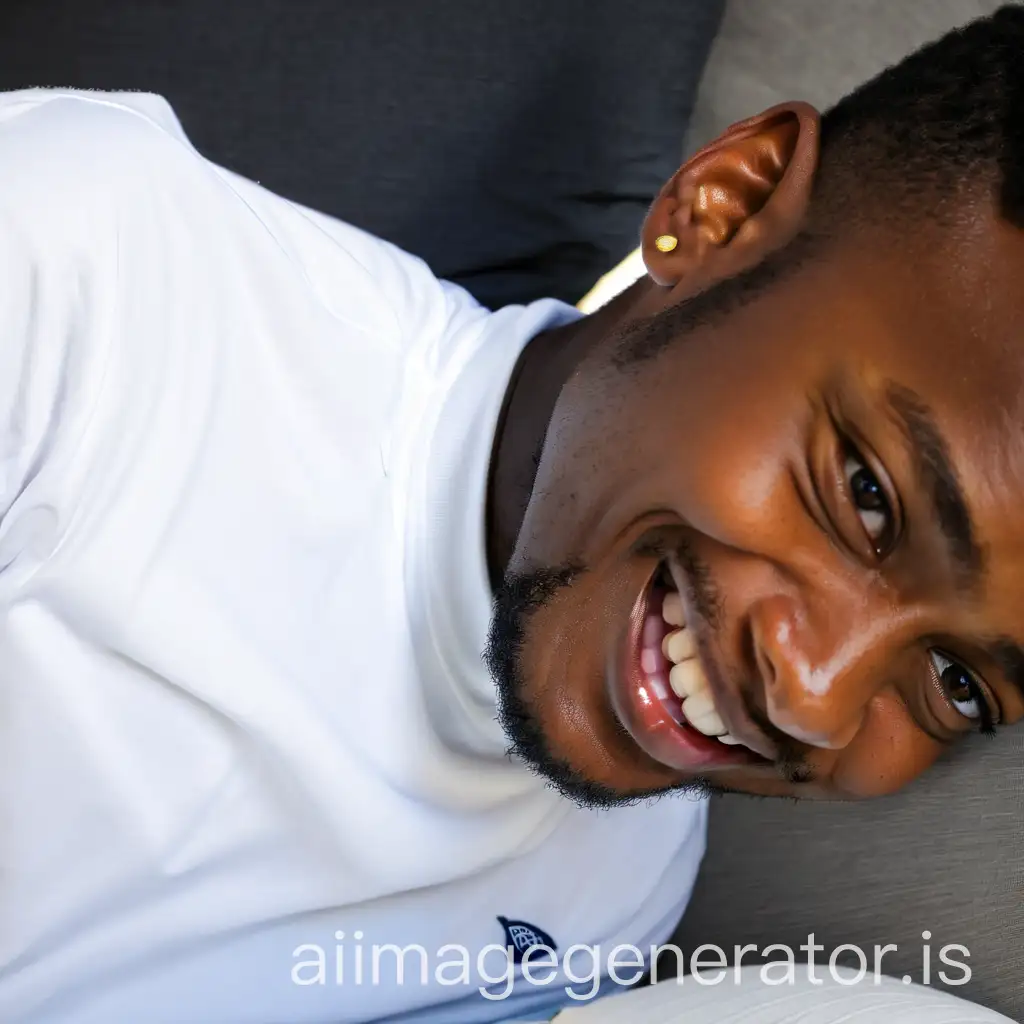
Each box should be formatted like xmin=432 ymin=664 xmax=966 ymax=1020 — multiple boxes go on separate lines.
xmin=2 ymin=7 xmax=1023 ymax=1024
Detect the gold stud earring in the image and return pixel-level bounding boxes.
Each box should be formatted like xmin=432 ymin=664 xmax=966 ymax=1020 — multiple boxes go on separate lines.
xmin=654 ymin=234 xmax=678 ymax=253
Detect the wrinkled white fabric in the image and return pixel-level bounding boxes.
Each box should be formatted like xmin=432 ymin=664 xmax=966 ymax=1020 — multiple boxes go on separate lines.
xmin=0 ymin=88 xmax=707 ymax=1024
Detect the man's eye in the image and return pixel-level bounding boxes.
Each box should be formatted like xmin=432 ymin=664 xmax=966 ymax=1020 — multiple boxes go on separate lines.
xmin=929 ymin=649 xmax=996 ymax=732
xmin=843 ymin=450 xmax=892 ymax=551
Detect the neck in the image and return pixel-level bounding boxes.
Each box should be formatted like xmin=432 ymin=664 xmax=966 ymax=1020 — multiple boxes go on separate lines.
xmin=485 ymin=279 xmax=656 ymax=588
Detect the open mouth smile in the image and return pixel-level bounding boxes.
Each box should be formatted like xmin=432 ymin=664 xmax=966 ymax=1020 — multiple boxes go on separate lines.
xmin=609 ymin=562 xmax=766 ymax=772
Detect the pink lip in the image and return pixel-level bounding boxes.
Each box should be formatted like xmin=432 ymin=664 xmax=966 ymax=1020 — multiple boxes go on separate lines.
xmin=608 ymin=572 xmax=759 ymax=772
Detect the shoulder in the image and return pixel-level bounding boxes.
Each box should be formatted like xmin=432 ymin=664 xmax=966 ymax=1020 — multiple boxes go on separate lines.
xmin=0 ymin=87 xmax=191 ymax=158
xmin=0 ymin=89 xmax=206 ymax=236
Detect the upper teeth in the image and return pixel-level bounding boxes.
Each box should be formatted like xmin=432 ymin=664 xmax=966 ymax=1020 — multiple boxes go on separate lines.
xmin=660 ymin=593 xmax=744 ymax=746
xmin=662 ymin=628 xmax=696 ymax=664
xmin=662 ymin=591 xmax=686 ymax=627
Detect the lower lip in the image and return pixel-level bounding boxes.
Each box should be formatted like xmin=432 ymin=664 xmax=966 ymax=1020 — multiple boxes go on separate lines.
xmin=609 ymin=578 xmax=758 ymax=772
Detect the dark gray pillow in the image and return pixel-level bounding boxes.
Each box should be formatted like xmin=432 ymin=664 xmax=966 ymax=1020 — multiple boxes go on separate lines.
xmin=0 ymin=0 xmax=723 ymax=308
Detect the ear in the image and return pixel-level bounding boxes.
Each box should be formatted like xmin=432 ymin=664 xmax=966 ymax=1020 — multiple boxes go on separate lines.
xmin=641 ymin=102 xmax=820 ymax=292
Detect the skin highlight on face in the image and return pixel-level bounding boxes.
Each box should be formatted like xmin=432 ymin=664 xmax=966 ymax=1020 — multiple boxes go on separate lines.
xmin=484 ymin=97 xmax=1024 ymax=809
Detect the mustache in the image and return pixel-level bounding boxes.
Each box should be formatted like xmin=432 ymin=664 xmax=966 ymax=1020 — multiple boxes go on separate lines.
xmin=670 ymin=537 xmax=724 ymax=633
xmin=669 ymin=537 xmax=814 ymax=785
xmin=746 ymin=702 xmax=814 ymax=783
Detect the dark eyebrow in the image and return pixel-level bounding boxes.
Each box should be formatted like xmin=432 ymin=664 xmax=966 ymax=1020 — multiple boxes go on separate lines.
xmin=884 ymin=383 xmax=983 ymax=589
xmin=988 ymin=638 xmax=1024 ymax=704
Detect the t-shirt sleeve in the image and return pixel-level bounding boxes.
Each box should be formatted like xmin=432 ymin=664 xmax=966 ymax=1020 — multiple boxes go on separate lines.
xmin=0 ymin=90 xmax=189 ymax=566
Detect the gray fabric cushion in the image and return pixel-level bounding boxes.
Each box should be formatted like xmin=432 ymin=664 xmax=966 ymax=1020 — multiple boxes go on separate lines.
xmin=684 ymin=0 xmax=1010 ymax=151
xmin=672 ymin=4 xmax=1023 ymax=1020
xmin=671 ymin=733 xmax=1024 ymax=1020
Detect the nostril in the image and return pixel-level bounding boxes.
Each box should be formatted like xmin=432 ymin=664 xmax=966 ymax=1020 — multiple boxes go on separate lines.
xmin=746 ymin=615 xmax=778 ymax=692
xmin=755 ymin=637 xmax=777 ymax=692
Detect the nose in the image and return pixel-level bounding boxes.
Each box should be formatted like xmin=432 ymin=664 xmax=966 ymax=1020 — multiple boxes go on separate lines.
xmin=749 ymin=592 xmax=897 ymax=750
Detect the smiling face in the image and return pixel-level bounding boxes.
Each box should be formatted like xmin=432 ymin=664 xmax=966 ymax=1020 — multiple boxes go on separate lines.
xmin=485 ymin=106 xmax=1024 ymax=806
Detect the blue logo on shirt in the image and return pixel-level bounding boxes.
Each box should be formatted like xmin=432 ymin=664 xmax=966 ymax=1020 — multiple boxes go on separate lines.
xmin=497 ymin=916 xmax=558 ymax=964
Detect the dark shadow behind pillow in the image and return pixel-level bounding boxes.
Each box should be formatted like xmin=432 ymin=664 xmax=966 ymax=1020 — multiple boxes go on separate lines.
xmin=0 ymin=0 xmax=723 ymax=308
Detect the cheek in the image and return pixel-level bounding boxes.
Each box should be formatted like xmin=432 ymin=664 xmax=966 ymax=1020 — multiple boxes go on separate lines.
xmin=516 ymin=575 xmax=619 ymax=733
xmin=829 ymin=697 xmax=943 ymax=798
xmin=664 ymin=412 xmax=803 ymax=554
xmin=647 ymin=354 xmax=810 ymax=544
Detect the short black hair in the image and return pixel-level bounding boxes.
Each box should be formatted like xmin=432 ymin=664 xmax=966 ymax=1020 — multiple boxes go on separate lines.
xmin=816 ymin=2 xmax=1024 ymax=230
xmin=615 ymin=3 xmax=1024 ymax=368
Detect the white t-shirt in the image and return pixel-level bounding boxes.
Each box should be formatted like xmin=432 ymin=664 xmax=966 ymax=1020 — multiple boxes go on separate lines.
xmin=0 ymin=89 xmax=707 ymax=1024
